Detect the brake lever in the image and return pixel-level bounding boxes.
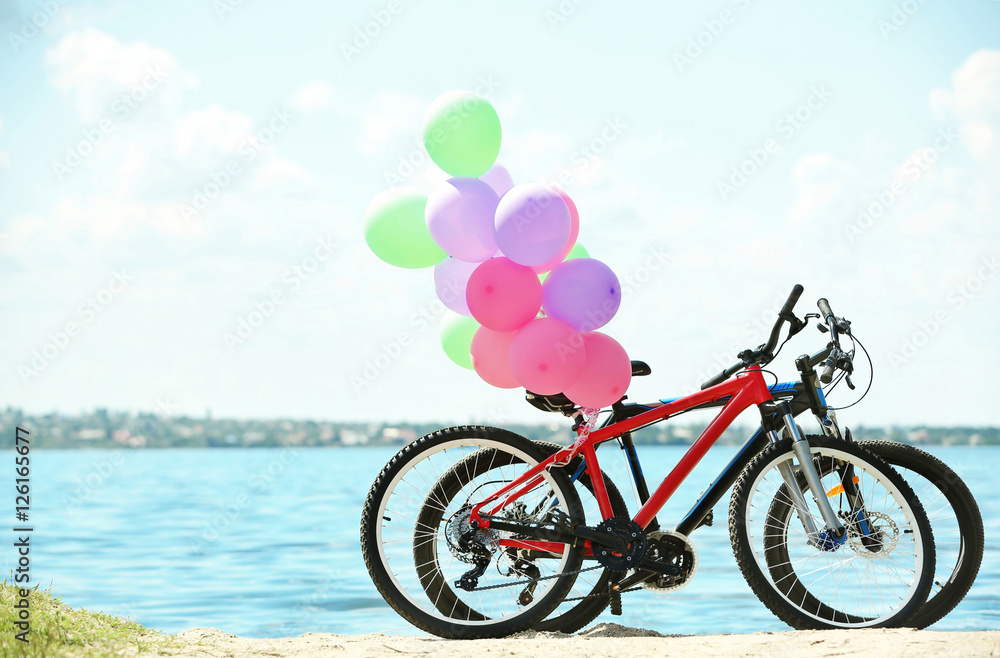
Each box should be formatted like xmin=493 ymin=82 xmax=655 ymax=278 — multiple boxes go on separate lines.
xmin=845 ymin=374 xmax=856 ymax=390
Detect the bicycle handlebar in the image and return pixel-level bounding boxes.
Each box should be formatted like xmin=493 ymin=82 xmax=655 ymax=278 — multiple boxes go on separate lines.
xmin=817 ymin=297 xmax=841 ymax=384
xmin=700 ymin=284 xmax=803 ymax=390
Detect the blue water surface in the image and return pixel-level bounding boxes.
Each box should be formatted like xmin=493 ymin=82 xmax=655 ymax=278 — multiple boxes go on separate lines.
xmin=10 ymin=443 xmax=998 ymax=637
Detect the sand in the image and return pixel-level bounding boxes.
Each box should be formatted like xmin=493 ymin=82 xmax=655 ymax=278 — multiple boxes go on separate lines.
xmin=159 ymin=623 xmax=1000 ymax=657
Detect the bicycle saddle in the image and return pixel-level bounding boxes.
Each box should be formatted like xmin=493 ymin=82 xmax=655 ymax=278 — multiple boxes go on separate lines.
xmin=631 ymin=360 xmax=651 ymax=377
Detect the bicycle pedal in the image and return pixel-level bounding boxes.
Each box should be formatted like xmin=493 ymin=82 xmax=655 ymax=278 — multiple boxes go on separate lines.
xmin=608 ymin=582 xmax=623 ymax=616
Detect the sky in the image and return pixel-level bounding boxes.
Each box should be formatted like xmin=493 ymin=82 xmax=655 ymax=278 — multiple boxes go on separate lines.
xmin=1 ymin=1 xmax=999 ymax=428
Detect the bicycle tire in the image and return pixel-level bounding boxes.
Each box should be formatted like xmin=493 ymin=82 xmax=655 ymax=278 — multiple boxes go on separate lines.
xmin=729 ymin=435 xmax=935 ymax=629
xmin=360 ymin=426 xmax=585 ymax=639
xmin=860 ymin=440 xmax=984 ymax=629
xmin=531 ymin=441 xmax=630 ymax=634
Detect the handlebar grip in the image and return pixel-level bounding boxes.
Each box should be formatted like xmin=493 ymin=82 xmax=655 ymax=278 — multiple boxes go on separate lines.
xmin=701 ymin=371 xmax=729 ymax=390
xmin=701 ymin=362 xmax=743 ymax=390
xmin=780 ymin=284 xmax=805 ymax=316
xmin=820 ymin=359 xmax=836 ymax=384
xmin=817 ymin=297 xmax=834 ymax=322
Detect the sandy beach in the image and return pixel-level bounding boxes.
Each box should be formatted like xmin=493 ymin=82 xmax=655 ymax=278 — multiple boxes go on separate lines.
xmin=160 ymin=624 xmax=1000 ymax=657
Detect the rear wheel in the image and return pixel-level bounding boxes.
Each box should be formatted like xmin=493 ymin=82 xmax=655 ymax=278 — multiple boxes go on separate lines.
xmin=861 ymin=440 xmax=983 ymax=628
xmin=729 ymin=436 xmax=935 ymax=628
xmin=360 ymin=426 xmax=585 ymax=639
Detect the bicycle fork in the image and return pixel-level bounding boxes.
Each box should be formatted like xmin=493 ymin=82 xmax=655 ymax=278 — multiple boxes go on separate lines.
xmin=771 ymin=402 xmax=846 ymax=549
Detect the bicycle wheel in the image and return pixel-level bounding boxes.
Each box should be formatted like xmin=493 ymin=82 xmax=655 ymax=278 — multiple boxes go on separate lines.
xmin=531 ymin=441 xmax=630 ymax=634
xmin=729 ymin=435 xmax=935 ymax=628
xmin=360 ymin=426 xmax=585 ymax=639
xmin=861 ymin=440 xmax=984 ymax=629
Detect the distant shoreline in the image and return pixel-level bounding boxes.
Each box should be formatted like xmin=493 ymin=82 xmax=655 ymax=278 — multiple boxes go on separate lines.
xmin=2 ymin=408 xmax=997 ymax=449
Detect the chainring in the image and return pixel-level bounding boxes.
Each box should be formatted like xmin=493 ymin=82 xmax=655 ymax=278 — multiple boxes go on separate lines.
xmin=641 ymin=530 xmax=699 ymax=593
xmin=592 ymin=517 xmax=647 ymax=571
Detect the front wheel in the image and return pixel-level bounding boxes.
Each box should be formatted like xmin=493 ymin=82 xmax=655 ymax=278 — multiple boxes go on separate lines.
xmin=729 ymin=436 xmax=935 ymax=629
xmin=861 ymin=440 xmax=984 ymax=629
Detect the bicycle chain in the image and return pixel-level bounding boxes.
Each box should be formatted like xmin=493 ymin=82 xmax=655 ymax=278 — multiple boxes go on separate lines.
xmin=466 ymin=558 xmax=647 ymax=600
xmin=466 ymin=563 xmax=604 ymax=592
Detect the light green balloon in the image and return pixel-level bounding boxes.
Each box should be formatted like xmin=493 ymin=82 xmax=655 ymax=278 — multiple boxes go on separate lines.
xmin=423 ymin=91 xmax=501 ymax=178
xmin=566 ymin=242 xmax=589 ymax=260
xmin=364 ymin=187 xmax=446 ymax=269
xmin=440 ymin=312 xmax=479 ymax=370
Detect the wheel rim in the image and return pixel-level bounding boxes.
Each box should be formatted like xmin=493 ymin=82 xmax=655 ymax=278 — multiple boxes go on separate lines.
xmin=887 ymin=463 xmax=963 ymax=608
xmin=374 ymin=438 xmax=576 ymax=625
xmin=742 ymin=446 xmax=928 ymax=627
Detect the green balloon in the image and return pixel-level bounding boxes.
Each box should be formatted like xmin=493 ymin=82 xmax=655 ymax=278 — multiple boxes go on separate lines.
xmin=440 ymin=312 xmax=479 ymax=370
xmin=423 ymin=91 xmax=501 ymax=178
xmin=364 ymin=187 xmax=446 ymax=269
xmin=566 ymin=242 xmax=589 ymax=260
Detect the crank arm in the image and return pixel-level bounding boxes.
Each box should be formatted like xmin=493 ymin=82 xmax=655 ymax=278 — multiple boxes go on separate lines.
xmin=486 ymin=518 xmax=628 ymax=553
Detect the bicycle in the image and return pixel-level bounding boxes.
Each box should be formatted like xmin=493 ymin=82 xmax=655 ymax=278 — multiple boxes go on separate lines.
xmin=360 ymin=285 xmax=938 ymax=638
xmin=527 ymin=319 xmax=983 ymax=633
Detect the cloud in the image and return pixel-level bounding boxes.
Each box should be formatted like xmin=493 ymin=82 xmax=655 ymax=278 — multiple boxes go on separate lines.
xmin=6 ymin=28 xmax=328 ymax=267
xmin=44 ymin=27 xmax=200 ymax=123
xmin=930 ymin=49 xmax=1000 ymax=163
xmin=287 ymin=80 xmax=339 ymax=114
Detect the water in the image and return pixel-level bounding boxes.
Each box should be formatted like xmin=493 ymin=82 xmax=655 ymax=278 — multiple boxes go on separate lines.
xmin=12 ymin=444 xmax=999 ymax=637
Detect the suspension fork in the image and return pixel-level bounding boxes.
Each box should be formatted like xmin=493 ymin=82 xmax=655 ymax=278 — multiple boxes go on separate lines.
xmin=773 ymin=401 xmax=846 ymax=545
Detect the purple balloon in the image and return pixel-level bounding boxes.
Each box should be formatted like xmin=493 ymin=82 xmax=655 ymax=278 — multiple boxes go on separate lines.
xmin=433 ymin=257 xmax=480 ymax=316
xmin=542 ymin=258 xmax=622 ymax=331
xmin=480 ymin=163 xmax=514 ymax=197
xmin=494 ymin=183 xmax=571 ymax=267
xmin=426 ymin=178 xmax=499 ymax=262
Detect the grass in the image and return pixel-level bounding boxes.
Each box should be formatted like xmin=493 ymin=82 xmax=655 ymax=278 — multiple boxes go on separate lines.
xmin=0 ymin=581 xmax=180 ymax=657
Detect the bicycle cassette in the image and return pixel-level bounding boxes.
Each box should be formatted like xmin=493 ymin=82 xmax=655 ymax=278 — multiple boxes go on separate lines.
xmin=592 ymin=517 xmax=647 ymax=571
xmin=641 ymin=530 xmax=698 ymax=593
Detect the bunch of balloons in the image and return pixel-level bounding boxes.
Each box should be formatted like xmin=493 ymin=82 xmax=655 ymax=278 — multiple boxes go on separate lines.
xmin=363 ymin=91 xmax=632 ymax=409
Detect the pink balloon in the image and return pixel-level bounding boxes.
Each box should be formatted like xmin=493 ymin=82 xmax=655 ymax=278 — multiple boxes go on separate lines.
xmin=494 ymin=183 xmax=571 ymax=267
xmin=563 ymin=332 xmax=632 ymax=409
xmin=509 ymin=317 xmax=587 ymax=395
xmin=425 ymin=178 xmax=499 ymax=262
xmin=542 ymin=258 xmax=621 ymax=331
xmin=532 ymin=191 xmax=580 ymax=274
xmin=480 ymin=164 xmax=514 ymax=197
xmin=471 ymin=327 xmax=519 ymax=388
xmin=433 ymin=257 xmax=480 ymax=316
xmin=466 ymin=257 xmax=542 ymax=332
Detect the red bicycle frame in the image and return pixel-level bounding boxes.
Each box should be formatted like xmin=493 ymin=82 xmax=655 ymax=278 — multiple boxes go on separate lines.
xmin=469 ymin=366 xmax=776 ymax=554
